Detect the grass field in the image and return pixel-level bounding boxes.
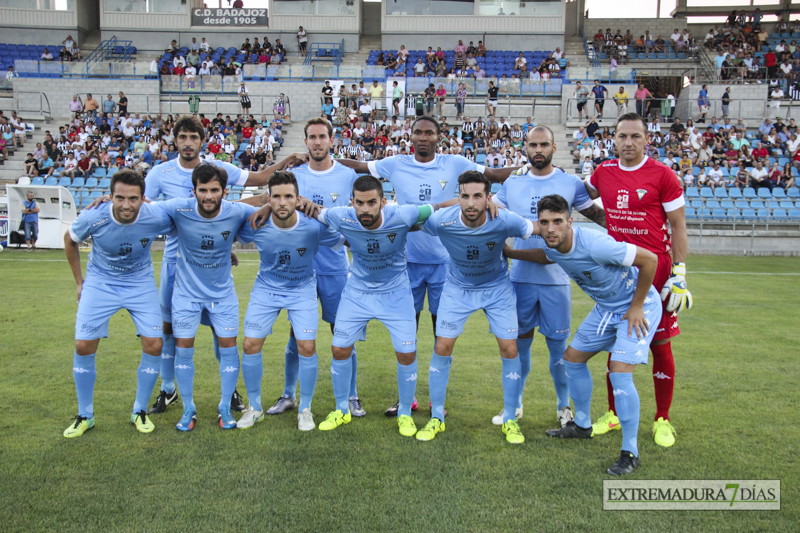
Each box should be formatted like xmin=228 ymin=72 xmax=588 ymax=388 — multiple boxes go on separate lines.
xmin=0 ymin=249 xmax=798 ymax=532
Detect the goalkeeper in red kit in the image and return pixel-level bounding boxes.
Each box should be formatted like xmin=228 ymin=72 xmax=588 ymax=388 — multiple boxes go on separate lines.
xmin=583 ymin=113 xmax=692 ymax=448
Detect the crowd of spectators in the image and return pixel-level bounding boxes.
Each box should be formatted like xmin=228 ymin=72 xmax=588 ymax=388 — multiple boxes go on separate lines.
xmin=155 ymin=36 xmax=286 ymax=79
xmin=571 ymin=113 xmax=797 ymax=192
xmin=593 ymin=28 xmax=699 ymax=61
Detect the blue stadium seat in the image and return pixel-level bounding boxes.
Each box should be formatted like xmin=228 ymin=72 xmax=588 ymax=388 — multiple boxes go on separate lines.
xmin=31 ymin=177 xmax=44 ymax=185
xmin=750 ymin=200 xmax=765 ymax=209
xmin=685 ymin=206 xmax=696 ymax=219
xmin=714 ymin=188 xmax=728 ymax=198
xmin=690 ymin=200 xmax=703 ymax=209
xmin=726 ymin=208 xmax=739 ymax=220
xmin=45 ymin=177 xmax=57 ymax=186
xmin=757 ymin=208 xmax=770 ymax=219
xmin=71 ymin=177 xmax=85 ymax=188
xmin=685 ymin=187 xmax=699 ymax=198
xmin=743 ymin=187 xmax=757 ymax=199
xmin=741 ymin=208 xmax=757 ymax=220
xmin=699 ymin=208 xmax=712 ymax=218
xmin=382 ymin=182 xmax=394 ymax=194
xmin=107 ymin=168 xmax=118 ymax=176
xmin=735 ymin=200 xmax=750 ymax=209
xmin=491 ymin=183 xmax=501 ymax=194
xmin=787 ymin=187 xmax=800 ymax=198
xmin=772 ymin=188 xmax=787 ymax=199
xmin=700 ymin=187 xmax=714 ymax=198
xmin=728 ymin=187 xmax=743 ymax=199
xmin=93 ymin=167 xmax=106 ymax=177
xmin=720 ymin=200 xmax=734 ymax=209
xmin=757 ymin=188 xmax=772 ymax=199
xmin=772 ymin=208 xmax=789 ymax=220
xmin=779 ymin=200 xmax=794 ymax=209
xmin=58 ymin=177 xmax=71 ymax=187
xmin=98 ymin=178 xmax=111 ymax=188
xmin=705 ymin=200 xmax=720 ymax=209
xmin=84 ymin=177 xmax=98 ymax=188
xmin=711 ymin=208 xmax=726 ymax=219
xmin=789 ymin=209 xmax=800 ymax=218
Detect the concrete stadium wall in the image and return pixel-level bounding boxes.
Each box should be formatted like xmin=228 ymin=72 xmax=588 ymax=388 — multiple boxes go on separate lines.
xmin=0 ymin=26 xmax=86 ymax=46
xmin=560 ymin=83 xmax=639 ymax=123
xmin=584 ymin=18 xmax=688 ymax=40
xmin=381 ymin=34 xmax=565 ymax=54
xmin=676 ymin=84 xmax=770 ymax=124
xmin=13 ymin=78 xmax=160 ymax=118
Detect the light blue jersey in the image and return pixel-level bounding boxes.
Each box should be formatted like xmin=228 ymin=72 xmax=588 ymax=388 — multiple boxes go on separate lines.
xmin=144 ymin=159 xmax=249 ymax=261
xmin=237 ymin=213 xmax=345 ymax=294
xmin=69 ymin=202 xmax=175 ymax=283
xmin=494 ymin=168 xmax=594 ymax=285
xmin=319 ymin=203 xmax=422 ymax=293
xmin=368 ymin=154 xmax=484 ymax=264
xmin=542 ymin=227 xmax=642 ymax=315
xmin=293 ymin=161 xmax=357 ymax=276
xmin=422 ymin=206 xmax=533 ymax=289
xmin=157 ymin=198 xmax=255 ymax=301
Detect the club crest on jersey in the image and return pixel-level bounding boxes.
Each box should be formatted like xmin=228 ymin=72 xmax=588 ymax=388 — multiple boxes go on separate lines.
xmin=486 ymin=241 xmax=496 ymax=251
xmin=387 ymin=233 xmax=398 ymax=243
xmin=367 ymin=239 xmax=380 ymax=254
xmin=582 ymin=270 xmax=592 ymax=280
xmin=119 ymin=243 xmax=132 ymax=257
xmin=438 ymin=180 xmax=448 ymax=190
xmin=467 ymin=245 xmax=480 ymax=260
xmin=140 ymin=238 xmax=150 ymax=248
xmin=221 ymin=230 xmax=231 ymax=241
xmin=279 ymin=250 xmax=291 ymax=265
xmin=636 ymin=188 xmax=647 ymax=200
xmin=530 ymin=195 xmax=541 ymax=216
xmin=312 ymin=194 xmax=324 ymax=206
xmin=297 ymin=247 xmax=307 ymax=257
xmin=616 ymin=189 xmax=629 ymax=209
xmin=201 ymin=235 xmax=214 ymax=250
xmin=330 ymin=193 xmax=340 ymax=202
xmin=419 ymin=184 xmax=432 ymax=202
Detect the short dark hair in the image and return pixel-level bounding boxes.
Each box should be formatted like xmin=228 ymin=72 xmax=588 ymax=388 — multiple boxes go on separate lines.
xmin=304 ymin=117 xmax=333 ymax=138
xmin=616 ymin=112 xmax=648 ymax=134
xmin=173 ymin=115 xmax=205 ymax=139
xmin=352 ymin=175 xmax=383 ymax=198
xmin=537 ymin=194 xmax=570 ymax=216
xmin=268 ymin=170 xmax=299 ymax=196
xmin=192 ymin=163 xmax=228 ymax=190
xmin=110 ymin=168 xmax=146 ymax=196
xmin=458 ymin=170 xmax=490 ymax=194
xmin=411 ymin=115 xmax=441 ymax=135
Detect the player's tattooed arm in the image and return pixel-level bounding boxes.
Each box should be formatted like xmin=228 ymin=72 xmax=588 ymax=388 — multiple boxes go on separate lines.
xmin=579 ymin=203 xmax=606 ymax=228
xmin=583 ymin=177 xmax=601 ymax=200
xmin=64 ymin=231 xmax=84 ymax=302
xmin=502 ymin=244 xmax=552 ymax=264
xmin=484 ymin=166 xmax=521 ymax=184
xmin=335 ymin=158 xmax=370 ymax=174
xmin=244 ymin=152 xmax=310 ymax=186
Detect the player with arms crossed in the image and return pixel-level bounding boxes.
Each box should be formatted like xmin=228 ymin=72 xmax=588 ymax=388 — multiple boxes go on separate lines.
xmin=416 ymin=171 xmax=534 ymax=444
xmin=262 ymin=175 xmax=446 ymax=436
xmin=335 ymin=116 xmax=520 ymax=415
xmin=240 ymin=118 xmax=365 ymax=418
xmin=63 ymin=169 xmax=176 ymax=437
xmin=505 ymin=194 xmax=660 ymax=475
xmin=235 ymin=171 xmax=345 ymax=431
xmin=584 ymin=113 xmax=691 ymax=448
xmin=157 ymin=165 xmax=255 ymax=431
xmin=493 ymin=126 xmax=607 ymax=428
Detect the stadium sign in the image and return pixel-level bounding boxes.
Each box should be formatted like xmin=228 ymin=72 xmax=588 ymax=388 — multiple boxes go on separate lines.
xmin=192 ymin=8 xmax=269 ymax=27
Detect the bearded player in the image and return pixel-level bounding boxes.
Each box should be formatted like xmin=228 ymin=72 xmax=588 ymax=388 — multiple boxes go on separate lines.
xmin=584 ymin=113 xmax=692 ymax=448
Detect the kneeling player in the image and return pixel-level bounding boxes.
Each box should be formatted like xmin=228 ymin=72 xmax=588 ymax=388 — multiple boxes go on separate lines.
xmin=506 ymin=195 xmax=660 ymax=475
xmin=236 ymin=172 xmax=344 ymax=431
xmin=416 ymin=171 xmax=534 ymax=444
xmin=63 ymin=169 xmax=175 ymax=437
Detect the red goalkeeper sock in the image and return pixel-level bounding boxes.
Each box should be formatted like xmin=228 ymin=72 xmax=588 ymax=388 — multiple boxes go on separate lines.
xmin=652 ymin=342 xmax=675 ymax=421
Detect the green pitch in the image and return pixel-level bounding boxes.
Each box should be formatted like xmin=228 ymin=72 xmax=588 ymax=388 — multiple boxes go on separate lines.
xmin=0 ymin=251 xmax=797 ymax=531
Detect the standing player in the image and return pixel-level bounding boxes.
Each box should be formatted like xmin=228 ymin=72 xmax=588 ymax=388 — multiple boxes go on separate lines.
xmin=62 ymin=170 xmax=175 ymax=437
xmin=157 ymin=165 xmax=255 ymax=431
xmin=335 ymin=116 xmax=519 ymax=415
xmin=264 ymin=176 xmax=445 ymax=437
xmin=506 ymin=194 xmax=660 ymax=476
xmin=415 ymin=172 xmax=534 ymax=444
xmin=235 ymin=171 xmax=345 ymax=431
xmin=493 ymin=126 xmax=607 ymax=428
xmin=584 ymin=113 xmax=691 ymax=448
xmin=241 ymin=118 xmax=364 ymax=418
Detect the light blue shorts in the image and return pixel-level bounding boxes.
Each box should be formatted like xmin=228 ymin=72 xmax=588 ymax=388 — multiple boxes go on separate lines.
xmin=316 ymin=274 xmax=347 ymax=324
xmin=436 ymin=280 xmax=519 ymax=340
xmin=512 ymin=282 xmax=571 ymax=339
xmin=333 ymin=284 xmax=416 ymax=353
xmin=171 ymin=295 xmax=240 ymax=339
xmin=75 ymin=279 xmax=162 ymax=340
xmin=408 ymin=262 xmax=447 ymax=315
xmin=244 ymin=286 xmax=319 ymax=341
xmin=159 ymin=260 xmax=177 ymax=323
xmin=569 ymin=291 xmax=663 ymax=365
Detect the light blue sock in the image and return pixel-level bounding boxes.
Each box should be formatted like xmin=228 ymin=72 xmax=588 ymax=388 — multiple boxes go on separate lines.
xmin=429 ymin=353 xmax=452 ymax=421
xmin=396 ymin=359 xmax=418 ymax=417
xmin=516 ymin=336 xmax=534 ymax=409
xmin=331 ymin=357 xmax=352 ymax=413
xmin=609 ymin=372 xmax=640 ymax=457
xmin=73 ymin=352 xmax=96 ymax=419
xmin=283 ymin=336 xmax=299 ymax=399
xmin=160 ymin=332 xmax=176 ymax=393
xmin=501 ymin=357 xmax=522 ymax=423
xmin=218 ymin=346 xmax=240 ymax=410
xmin=212 ymin=334 xmax=222 ymax=364
xmin=174 ymin=347 xmax=195 ymax=413
xmin=241 ymin=352 xmax=263 ymax=412
xmin=133 ymin=352 xmax=160 ymax=414
xmin=349 ymin=345 xmax=359 ymax=399
xmin=563 ymin=360 xmax=593 ymax=429
xmin=546 ymin=337 xmax=570 ymax=410
xmin=299 ymin=353 xmax=318 ymax=412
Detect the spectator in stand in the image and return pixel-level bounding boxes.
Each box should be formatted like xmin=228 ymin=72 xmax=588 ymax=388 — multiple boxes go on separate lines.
xmin=613 ymin=86 xmax=629 ymax=116
xmin=591 ymin=79 xmax=608 ymax=118
xmin=59 ymin=46 xmax=73 ymax=62
xmin=297 ymin=26 xmax=308 ymax=57
xmin=435 ymin=84 xmax=447 ymax=118
xmin=697 ymin=84 xmax=709 ymax=123
xmin=40 ymin=47 xmax=54 ymax=61
xmin=84 ymin=94 xmax=100 ymax=121
xmin=69 ymin=95 xmax=83 ymax=118
xmin=633 ymin=83 xmax=652 ymax=117
xmin=748 ymin=160 xmax=770 ymax=190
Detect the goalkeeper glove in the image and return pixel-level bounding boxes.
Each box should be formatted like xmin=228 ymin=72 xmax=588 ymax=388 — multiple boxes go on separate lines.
xmin=660 ymin=262 xmax=693 ymax=313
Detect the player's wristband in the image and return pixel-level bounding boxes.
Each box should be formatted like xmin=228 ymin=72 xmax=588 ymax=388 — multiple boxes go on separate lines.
xmin=671 ymin=262 xmax=686 ymax=277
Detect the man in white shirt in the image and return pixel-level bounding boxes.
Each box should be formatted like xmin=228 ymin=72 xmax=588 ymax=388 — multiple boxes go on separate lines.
xmin=707 ymin=162 xmax=725 ymax=187
xmin=200 ymin=38 xmax=210 ymax=52
xmin=359 ymin=99 xmax=373 ymax=121
xmin=749 ymin=160 xmax=770 ymax=189
xmin=787 ymin=133 xmax=800 ymax=155
xmin=552 ymin=47 xmax=562 ymax=60
xmin=580 ymin=156 xmax=594 ymax=175
xmin=485 ymin=147 xmax=505 ymax=167
xmin=770 ymin=87 xmax=784 ymax=118
xmin=172 ymin=54 xmax=186 ymax=69
xmin=670 ymin=29 xmax=681 ymax=45
xmin=780 ymin=60 xmax=792 ymax=78
xmin=60 ymin=155 xmax=79 ymax=177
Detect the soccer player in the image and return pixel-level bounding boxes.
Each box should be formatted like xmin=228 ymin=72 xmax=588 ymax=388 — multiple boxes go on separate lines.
xmin=63 ymin=169 xmax=175 ymax=438
xmin=235 ymin=171 xmax=345 ymax=431
xmin=334 ymin=116 xmax=520 ymax=415
xmin=493 ymin=126 xmax=607 ymax=428
xmin=157 ymin=164 xmax=255 ymax=431
xmin=415 ymin=171 xmax=534 ymax=445
xmin=505 ymin=194 xmax=660 ymax=476
xmin=584 ymin=113 xmax=691 ymax=448
xmin=262 ymin=175 xmax=445 ymax=437
xmin=241 ymin=118 xmax=364 ymax=418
